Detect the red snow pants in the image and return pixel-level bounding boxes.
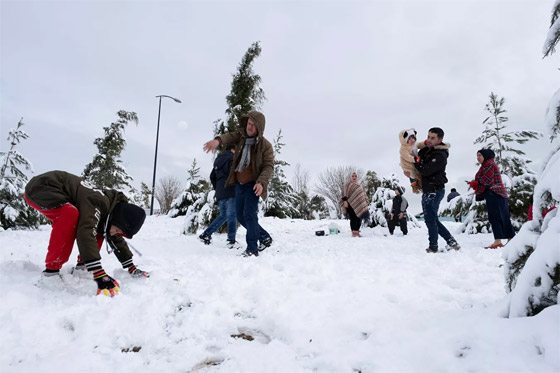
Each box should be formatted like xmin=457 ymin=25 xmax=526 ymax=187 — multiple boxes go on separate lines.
xmin=24 ymin=194 xmax=103 ymax=270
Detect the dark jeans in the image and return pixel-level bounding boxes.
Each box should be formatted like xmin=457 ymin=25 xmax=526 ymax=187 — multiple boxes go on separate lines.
xmin=235 ymin=182 xmax=271 ymax=254
xmin=347 ymin=205 xmax=361 ymax=231
xmin=204 ymin=197 xmax=237 ymax=241
xmin=422 ymin=189 xmax=456 ymax=250
xmin=388 ymin=215 xmax=408 ymax=235
xmin=484 ymin=191 xmax=515 ymax=239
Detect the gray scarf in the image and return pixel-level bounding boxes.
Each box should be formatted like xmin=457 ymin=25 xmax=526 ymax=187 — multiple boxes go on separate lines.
xmin=235 ymin=137 xmax=256 ymax=172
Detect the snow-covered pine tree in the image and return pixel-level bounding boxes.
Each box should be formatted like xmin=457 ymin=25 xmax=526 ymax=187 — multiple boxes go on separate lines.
xmin=170 ymin=159 xmax=210 ymax=218
xmin=474 ymin=93 xmax=541 ymax=226
xmin=368 ymin=174 xmax=397 ymax=227
xmin=0 ymin=118 xmax=41 ymax=229
xmin=82 ymin=110 xmax=138 ymax=190
xmin=503 ymin=3 xmax=560 ymax=317
xmin=263 ymin=129 xmax=298 ymax=219
xmin=212 ymin=41 xmax=266 ymax=140
xmin=224 ymin=41 xmax=265 ymax=134
xmin=177 ymin=160 xmax=213 ymax=235
xmin=362 ymin=170 xmax=382 ymax=201
xmin=136 ymin=181 xmax=152 ymax=209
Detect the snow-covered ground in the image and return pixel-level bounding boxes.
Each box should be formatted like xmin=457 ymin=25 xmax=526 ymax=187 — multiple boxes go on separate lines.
xmin=1 ymin=216 xmax=558 ymax=373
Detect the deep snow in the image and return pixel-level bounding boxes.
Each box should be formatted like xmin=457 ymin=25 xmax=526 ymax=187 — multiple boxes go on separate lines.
xmin=1 ymin=216 xmax=558 ymax=373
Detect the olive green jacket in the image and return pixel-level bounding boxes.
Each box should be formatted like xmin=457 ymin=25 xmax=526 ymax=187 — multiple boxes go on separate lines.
xmin=25 ymin=170 xmax=133 ymax=264
xmin=216 ymin=111 xmax=274 ymax=200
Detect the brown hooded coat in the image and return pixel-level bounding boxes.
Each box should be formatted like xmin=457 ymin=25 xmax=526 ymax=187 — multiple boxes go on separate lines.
xmin=216 ymin=111 xmax=274 ymax=200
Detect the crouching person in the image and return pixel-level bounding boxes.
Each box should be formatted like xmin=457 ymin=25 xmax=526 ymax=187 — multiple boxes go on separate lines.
xmin=24 ymin=170 xmax=149 ymax=297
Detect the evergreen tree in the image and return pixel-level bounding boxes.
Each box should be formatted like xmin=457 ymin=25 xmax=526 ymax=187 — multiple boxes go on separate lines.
xmin=368 ymin=174 xmax=399 ymax=228
xmin=263 ymin=129 xmax=298 ymax=219
xmin=503 ymin=4 xmax=560 ymax=317
xmin=475 ymin=92 xmax=541 ymax=176
xmin=82 ymin=110 xmax=138 ymax=190
xmin=473 ymin=92 xmax=541 ymax=227
xmin=0 ymin=118 xmax=42 ymax=229
xmin=212 ymin=41 xmax=266 ymax=141
xmin=170 ymin=159 xmax=211 ymax=218
xmin=138 ymin=182 xmax=152 ymax=209
xmin=362 ymin=170 xmax=382 ymax=201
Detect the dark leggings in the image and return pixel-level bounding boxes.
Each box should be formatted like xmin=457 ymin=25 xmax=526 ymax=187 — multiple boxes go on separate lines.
xmin=347 ymin=205 xmax=362 ymax=231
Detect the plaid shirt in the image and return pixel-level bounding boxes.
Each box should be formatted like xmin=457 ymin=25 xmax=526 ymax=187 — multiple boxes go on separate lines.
xmin=474 ymin=159 xmax=508 ymax=199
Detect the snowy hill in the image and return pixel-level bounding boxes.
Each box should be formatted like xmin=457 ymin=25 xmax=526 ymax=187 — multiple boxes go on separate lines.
xmin=1 ymin=217 xmax=558 ymax=372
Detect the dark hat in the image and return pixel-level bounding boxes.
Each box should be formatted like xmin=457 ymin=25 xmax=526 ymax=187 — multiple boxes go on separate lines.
xmin=110 ymin=202 xmax=146 ymax=238
xmin=478 ymin=148 xmax=495 ymax=161
xmin=396 ymin=186 xmax=405 ymax=195
xmin=225 ymin=144 xmax=235 ymax=151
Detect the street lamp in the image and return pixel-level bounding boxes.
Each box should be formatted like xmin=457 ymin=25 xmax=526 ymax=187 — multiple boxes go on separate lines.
xmin=150 ymin=94 xmax=181 ymax=215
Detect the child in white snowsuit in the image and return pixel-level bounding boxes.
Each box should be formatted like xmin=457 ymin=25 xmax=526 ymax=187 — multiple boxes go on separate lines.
xmin=398 ymin=128 xmax=423 ymax=193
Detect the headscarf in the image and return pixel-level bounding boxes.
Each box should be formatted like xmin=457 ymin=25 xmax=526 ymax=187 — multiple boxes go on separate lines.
xmin=478 ymin=148 xmax=495 ymax=162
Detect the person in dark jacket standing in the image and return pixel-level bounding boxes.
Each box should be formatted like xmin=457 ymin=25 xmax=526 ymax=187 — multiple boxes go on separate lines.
xmin=467 ymin=149 xmax=515 ymax=249
xmin=24 ymin=170 xmax=149 ymax=297
xmin=199 ymin=145 xmax=240 ymax=249
xmin=387 ymin=186 xmax=408 ymax=236
xmin=414 ymin=127 xmax=461 ymax=253
xmin=203 ymin=111 xmax=274 ymax=257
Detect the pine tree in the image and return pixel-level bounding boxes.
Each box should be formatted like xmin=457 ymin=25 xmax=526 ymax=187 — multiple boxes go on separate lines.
xmin=224 ymin=41 xmax=266 ymax=133
xmin=368 ymin=174 xmax=399 ymax=228
xmin=362 ymin=170 xmax=382 ymax=201
xmin=212 ymin=41 xmax=266 ymax=142
xmin=263 ymin=129 xmax=298 ymax=219
xmin=0 ymin=118 xmax=41 ymax=229
xmin=503 ymin=3 xmax=560 ymax=317
xmin=170 ymin=159 xmax=211 ymax=218
xmin=138 ymin=182 xmax=152 ymax=209
xmin=473 ymin=92 xmax=541 ymax=227
xmin=82 ymin=110 xmax=138 ymax=190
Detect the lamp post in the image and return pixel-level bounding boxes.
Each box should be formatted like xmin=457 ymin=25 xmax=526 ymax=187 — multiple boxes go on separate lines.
xmin=150 ymin=94 xmax=181 ymax=215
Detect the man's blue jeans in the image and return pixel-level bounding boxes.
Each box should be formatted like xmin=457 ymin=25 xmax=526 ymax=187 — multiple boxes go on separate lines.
xmin=236 ymin=182 xmax=271 ymax=254
xmin=204 ymin=197 xmax=237 ymax=241
xmin=422 ymin=189 xmax=456 ymax=250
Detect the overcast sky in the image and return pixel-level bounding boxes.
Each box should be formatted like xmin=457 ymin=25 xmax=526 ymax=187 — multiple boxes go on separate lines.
xmin=1 ymin=0 xmax=558 ymax=213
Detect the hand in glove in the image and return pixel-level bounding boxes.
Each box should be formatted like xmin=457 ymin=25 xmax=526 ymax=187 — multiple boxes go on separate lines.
xmin=128 ymin=265 xmax=150 ymax=278
xmin=466 ymin=180 xmax=478 ymax=190
xmin=93 ymin=270 xmax=120 ymax=297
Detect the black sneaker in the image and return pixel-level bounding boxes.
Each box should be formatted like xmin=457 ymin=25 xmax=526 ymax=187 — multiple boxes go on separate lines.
xmin=198 ymin=233 xmax=211 ymax=245
xmin=227 ymin=240 xmax=241 ymax=250
xmin=425 ymin=248 xmax=439 ymax=253
xmin=258 ymin=237 xmax=273 ymax=251
xmin=242 ymin=249 xmax=259 ymax=257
